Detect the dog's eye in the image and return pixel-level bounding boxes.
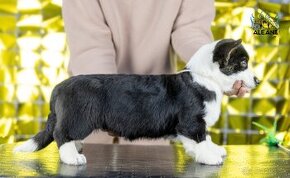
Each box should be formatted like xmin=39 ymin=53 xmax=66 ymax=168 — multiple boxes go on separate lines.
xmin=240 ymin=60 xmax=247 ymax=68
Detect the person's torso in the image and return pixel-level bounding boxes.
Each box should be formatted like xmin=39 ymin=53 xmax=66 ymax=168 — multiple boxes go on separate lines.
xmin=99 ymin=0 xmax=182 ymax=74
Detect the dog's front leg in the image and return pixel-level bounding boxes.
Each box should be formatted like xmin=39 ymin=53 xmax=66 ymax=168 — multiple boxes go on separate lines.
xmin=178 ymin=135 xmax=223 ymax=165
xmin=176 ymin=117 xmax=223 ymax=165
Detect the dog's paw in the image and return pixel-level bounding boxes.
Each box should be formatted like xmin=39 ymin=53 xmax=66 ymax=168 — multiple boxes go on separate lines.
xmin=216 ymin=146 xmax=227 ymax=157
xmin=194 ymin=141 xmax=223 ymax=165
xmin=13 ymin=139 xmax=38 ymax=153
xmin=206 ymin=136 xmax=227 ymax=157
xmin=59 ymin=141 xmax=87 ymax=165
xmin=208 ymin=142 xmax=227 ymax=157
xmin=60 ymin=153 xmax=87 ymax=165
xmin=195 ymin=153 xmax=223 ymax=165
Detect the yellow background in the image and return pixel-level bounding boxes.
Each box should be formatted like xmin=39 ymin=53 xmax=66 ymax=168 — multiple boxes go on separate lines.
xmin=0 ymin=0 xmax=289 ymax=144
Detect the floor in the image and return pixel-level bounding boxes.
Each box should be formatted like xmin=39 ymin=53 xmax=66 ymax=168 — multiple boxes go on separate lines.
xmin=0 ymin=143 xmax=289 ymax=177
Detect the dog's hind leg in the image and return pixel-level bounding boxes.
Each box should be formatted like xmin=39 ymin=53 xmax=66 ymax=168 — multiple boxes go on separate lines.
xmin=53 ymin=94 xmax=97 ymax=165
xmin=53 ymin=128 xmax=88 ymax=165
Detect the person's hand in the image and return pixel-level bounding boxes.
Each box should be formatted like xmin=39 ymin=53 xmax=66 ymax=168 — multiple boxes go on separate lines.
xmin=224 ymin=80 xmax=249 ymax=97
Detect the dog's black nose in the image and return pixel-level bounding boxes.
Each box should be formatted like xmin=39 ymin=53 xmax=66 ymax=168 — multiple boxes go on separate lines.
xmin=254 ymin=77 xmax=260 ymax=86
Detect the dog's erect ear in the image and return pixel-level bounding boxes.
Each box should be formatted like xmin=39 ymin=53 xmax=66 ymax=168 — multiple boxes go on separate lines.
xmin=225 ymin=39 xmax=243 ymax=65
xmin=213 ymin=39 xmax=243 ymax=68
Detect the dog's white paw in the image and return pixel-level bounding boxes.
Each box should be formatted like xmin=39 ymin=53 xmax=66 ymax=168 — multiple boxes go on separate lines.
xmin=216 ymin=145 xmax=227 ymax=157
xmin=208 ymin=142 xmax=227 ymax=157
xmin=206 ymin=136 xmax=227 ymax=157
xmin=195 ymin=141 xmax=223 ymax=165
xmin=59 ymin=141 xmax=87 ymax=165
xmin=13 ymin=139 xmax=38 ymax=153
xmin=178 ymin=135 xmax=224 ymax=165
xmin=195 ymin=152 xmax=223 ymax=165
xmin=60 ymin=153 xmax=87 ymax=165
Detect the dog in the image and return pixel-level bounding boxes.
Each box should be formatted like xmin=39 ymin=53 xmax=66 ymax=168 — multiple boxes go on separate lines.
xmin=14 ymin=39 xmax=260 ymax=166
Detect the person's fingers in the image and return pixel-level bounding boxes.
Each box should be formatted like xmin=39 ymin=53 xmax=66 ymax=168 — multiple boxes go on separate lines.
xmin=228 ymin=80 xmax=242 ymax=96
xmin=225 ymin=80 xmax=251 ymax=96
xmin=237 ymin=87 xmax=248 ymax=97
xmin=229 ymin=90 xmax=237 ymax=96
xmin=233 ymin=80 xmax=242 ymax=90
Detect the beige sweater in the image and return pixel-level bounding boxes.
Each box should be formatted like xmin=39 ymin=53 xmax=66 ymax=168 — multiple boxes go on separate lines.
xmin=62 ymin=0 xmax=215 ymax=75
xmin=62 ymin=0 xmax=215 ymax=144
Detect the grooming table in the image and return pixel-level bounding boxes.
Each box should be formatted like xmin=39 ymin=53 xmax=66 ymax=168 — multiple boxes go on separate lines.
xmin=0 ymin=143 xmax=289 ymax=177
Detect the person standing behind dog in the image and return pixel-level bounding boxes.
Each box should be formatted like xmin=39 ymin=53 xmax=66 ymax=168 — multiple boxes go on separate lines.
xmin=62 ymin=0 xmax=248 ymax=145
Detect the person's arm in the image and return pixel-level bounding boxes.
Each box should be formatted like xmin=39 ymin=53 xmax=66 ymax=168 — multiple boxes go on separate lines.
xmin=62 ymin=0 xmax=117 ymax=75
xmin=171 ymin=0 xmax=215 ymax=62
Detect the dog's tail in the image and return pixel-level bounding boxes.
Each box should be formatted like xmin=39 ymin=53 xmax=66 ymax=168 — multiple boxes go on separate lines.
xmin=14 ymin=112 xmax=56 ymax=153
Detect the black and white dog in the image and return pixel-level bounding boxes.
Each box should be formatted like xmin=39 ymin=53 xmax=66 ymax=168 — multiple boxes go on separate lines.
xmin=14 ymin=39 xmax=259 ymax=165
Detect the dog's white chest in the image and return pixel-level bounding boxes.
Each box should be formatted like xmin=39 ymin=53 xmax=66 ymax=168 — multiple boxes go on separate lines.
xmin=203 ymin=97 xmax=222 ymax=127
xmin=191 ymin=73 xmax=223 ymax=127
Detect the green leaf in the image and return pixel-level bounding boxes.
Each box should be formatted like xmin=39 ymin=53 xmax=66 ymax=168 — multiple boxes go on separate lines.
xmin=252 ymin=122 xmax=269 ymax=131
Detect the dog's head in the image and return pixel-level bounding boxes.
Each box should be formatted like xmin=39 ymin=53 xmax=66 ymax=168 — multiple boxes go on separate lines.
xmin=187 ymin=39 xmax=260 ymax=93
xmin=212 ymin=39 xmax=260 ymax=92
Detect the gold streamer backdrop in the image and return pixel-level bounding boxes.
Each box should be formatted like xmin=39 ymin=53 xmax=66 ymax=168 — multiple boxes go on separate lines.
xmin=0 ymin=0 xmax=289 ymax=144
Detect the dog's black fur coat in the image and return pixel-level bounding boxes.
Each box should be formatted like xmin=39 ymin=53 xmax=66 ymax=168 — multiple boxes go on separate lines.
xmin=34 ymin=72 xmax=216 ymax=149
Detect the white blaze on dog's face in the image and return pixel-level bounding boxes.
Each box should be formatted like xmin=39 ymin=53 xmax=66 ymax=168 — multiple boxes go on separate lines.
xmin=187 ymin=39 xmax=260 ymax=93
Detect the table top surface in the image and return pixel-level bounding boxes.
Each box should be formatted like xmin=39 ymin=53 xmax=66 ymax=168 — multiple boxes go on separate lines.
xmin=0 ymin=142 xmax=289 ymax=177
